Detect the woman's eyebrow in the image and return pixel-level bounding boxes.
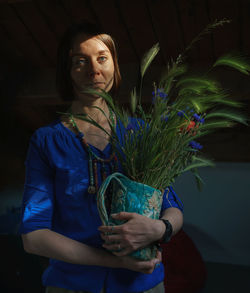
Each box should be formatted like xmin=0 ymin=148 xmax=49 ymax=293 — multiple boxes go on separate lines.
xmin=98 ymin=50 xmax=109 ymax=54
xmin=71 ymin=53 xmax=86 ymax=57
xmin=71 ymin=50 xmax=109 ymax=57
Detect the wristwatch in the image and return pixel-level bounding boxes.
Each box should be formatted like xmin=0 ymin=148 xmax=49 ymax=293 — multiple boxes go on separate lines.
xmin=159 ymin=219 xmax=173 ymax=243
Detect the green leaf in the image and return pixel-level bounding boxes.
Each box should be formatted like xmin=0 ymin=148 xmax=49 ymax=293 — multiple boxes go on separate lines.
xmin=183 ymin=157 xmax=214 ymax=172
xmin=177 ymin=77 xmax=220 ymax=93
xmin=190 ymin=100 xmax=202 ymax=113
xmin=130 ymin=87 xmax=137 ymax=114
xmin=81 ymin=88 xmax=116 ymax=110
xmin=160 ymin=63 xmax=187 ymax=94
xmin=176 ymin=19 xmax=231 ymax=64
xmin=191 ymin=168 xmax=204 ymax=192
xmin=205 ymin=110 xmax=248 ymax=125
xmin=193 ymin=156 xmax=215 ymax=166
xmin=213 ymin=54 xmax=250 ymax=75
xmin=73 ymin=113 xmax=111 ymax=137
xmin=214 ymin=98 xmax=243 ymax=108
xmin=201 ymin=120 xmax=235 ymax=130
xmin=140 ymin=43 xmax=160 ymax=78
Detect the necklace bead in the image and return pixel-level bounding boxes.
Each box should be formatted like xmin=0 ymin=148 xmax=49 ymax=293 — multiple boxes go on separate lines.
xmin=68 ymin=113 xmax=118 ymax=194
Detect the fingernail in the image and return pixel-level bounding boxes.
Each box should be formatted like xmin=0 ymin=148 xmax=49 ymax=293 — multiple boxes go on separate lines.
xmin=111 ymin=213 xmax=117 ymax=217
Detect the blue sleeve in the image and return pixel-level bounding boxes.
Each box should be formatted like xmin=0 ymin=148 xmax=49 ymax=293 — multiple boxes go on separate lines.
xmin=160 ymin=186 xmax=183 ymax=216
xmin=19 ymin=131 xmax=55 ymax=234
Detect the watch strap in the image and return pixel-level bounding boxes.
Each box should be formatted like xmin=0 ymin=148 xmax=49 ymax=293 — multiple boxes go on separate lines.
xmin=159 ymin=219 xmax=173 ymax=243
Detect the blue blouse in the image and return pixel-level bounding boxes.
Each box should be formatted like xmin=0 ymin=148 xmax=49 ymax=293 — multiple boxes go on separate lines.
xmin=19 ymin=118 xmax=183 ymax=293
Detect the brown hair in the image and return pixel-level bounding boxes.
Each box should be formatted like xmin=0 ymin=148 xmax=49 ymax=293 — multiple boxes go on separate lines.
xmin=56 ymin=21 xmax=121 ymax=101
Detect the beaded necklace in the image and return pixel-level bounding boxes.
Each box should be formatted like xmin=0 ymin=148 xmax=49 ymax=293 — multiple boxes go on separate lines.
xmin=68 ymin=111 xmax=118 ymax=194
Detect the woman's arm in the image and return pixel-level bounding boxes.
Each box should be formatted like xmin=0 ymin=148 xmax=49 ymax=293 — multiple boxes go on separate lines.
xmin=22 ymin=228 xmax=161 ymax=274
xmin=161 ymin=206 xmax=184 ymax=236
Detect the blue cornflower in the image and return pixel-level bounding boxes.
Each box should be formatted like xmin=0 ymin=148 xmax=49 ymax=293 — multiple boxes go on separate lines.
xmin=161 ymin=115 xmax=169 ymax=122
xmin=159 ymin=92 xmax=167 ymax=99
xmin=126 ymin=123 xmax=135 ymax=131
xmin=193 ymin=113 xmax=205 ymax=124
xmin=152 ymin=88 xmax=168 ymax=104
xmin=189 ymin=140 xmax=203 ymax=150
xmin=185 ymin=106 xmax=194 ymax=113
xmin=177 ymin=111 xmax=185 ymax=117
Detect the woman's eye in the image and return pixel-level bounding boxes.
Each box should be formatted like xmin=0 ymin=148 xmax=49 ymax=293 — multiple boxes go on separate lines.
xmin=78 ymin=59 xmax=87 ymax=65
xmin=98 ymin=56 xmax=107 ymax=63
xmin=72 ymin=58 xmax=87 ymax=66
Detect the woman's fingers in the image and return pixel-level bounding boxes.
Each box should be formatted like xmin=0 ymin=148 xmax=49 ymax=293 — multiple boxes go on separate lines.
xmin=121 ymin=255 xmax=161 ymax=274
xmin=100 ymin=232 xmax=121 ymax=243
xmin=137 ymin=258 xmax=161 ymax=274
xmin=98 ymin=223 xmax=124 ymax=234
xmin=100 ymin=230 xmax=133 ymax=254
xmin=102 ymin=241 xmax=123 ymax=252
xmin=99 ymin=213 xmax=162 ymax=254
xmin=156 ymin=249 xmax=162 ymax=262
xmin=112 ymin=247 xmax=132 ymax=256
xmin=102 ymin=239 xmax=133 ymax=256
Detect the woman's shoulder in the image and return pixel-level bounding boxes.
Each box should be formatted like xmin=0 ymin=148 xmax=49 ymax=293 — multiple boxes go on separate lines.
xmin=31 ymin=119 xmax=71 ymax=145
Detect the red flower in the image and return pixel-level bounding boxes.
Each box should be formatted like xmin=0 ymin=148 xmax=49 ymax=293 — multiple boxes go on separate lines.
xmin=186 ymin=121 xmax=196 ymax=131
xmin=180 ymin=120 xmax=198 ymax=135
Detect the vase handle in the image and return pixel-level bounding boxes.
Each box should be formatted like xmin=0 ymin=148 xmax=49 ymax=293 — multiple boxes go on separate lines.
xmin=97 ymin=172 xmax=126 ymax=226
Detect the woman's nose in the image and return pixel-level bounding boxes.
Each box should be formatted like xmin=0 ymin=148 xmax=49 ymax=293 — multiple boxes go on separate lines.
xmin=88 ymin=60 xmax=100 ymax=76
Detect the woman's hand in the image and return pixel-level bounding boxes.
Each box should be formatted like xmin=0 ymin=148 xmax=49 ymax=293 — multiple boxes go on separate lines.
xmin=119 ymin=249 xmax=162 ymax=274
xmin=98 ymin=212 xmax=165 ymax=256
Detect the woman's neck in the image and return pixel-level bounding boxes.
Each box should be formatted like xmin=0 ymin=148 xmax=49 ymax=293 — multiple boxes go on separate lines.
xmin=71 ymin=97 xmax=109 ymax=123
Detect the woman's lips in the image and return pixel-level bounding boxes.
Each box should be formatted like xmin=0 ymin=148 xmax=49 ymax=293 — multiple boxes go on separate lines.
xmin=75 ymin=82 xmax=105 ymax=91
xmin=87 ymin=82 xmax=105 ymax=85
xmin=81 ymin=82 xmax=105 ymax=88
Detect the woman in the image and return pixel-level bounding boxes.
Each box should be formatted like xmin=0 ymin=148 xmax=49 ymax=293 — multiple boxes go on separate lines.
xmin=20 ymin=22 xmax=183 ymax=293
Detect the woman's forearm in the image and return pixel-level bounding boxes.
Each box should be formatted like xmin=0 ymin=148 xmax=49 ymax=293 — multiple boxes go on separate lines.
xmin=22 ymin=228 xmax=120 ymax=268
xmin=21 ymin=228 xmax=162 ymax=274
xmin=161 ymin=207 xmax=183 ymax=236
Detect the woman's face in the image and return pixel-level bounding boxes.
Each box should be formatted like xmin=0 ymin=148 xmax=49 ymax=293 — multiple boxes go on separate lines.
xmin=70 ymin=34 xmax=115 ymax=96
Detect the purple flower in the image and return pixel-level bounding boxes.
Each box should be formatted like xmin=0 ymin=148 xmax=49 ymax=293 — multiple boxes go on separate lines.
xmin=189 ymin=140 xmax=203 ymax=150
xmin=193 ymin=113 xmax=205 ymax=124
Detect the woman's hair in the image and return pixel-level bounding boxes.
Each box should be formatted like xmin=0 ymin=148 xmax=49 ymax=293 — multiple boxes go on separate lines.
xmin=56 ymin=21 xmax=121 ymax=101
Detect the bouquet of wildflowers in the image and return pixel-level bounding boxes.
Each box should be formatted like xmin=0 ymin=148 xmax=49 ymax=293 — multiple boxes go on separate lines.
xmin=83 ymin=19 xmax=249 ymax=191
